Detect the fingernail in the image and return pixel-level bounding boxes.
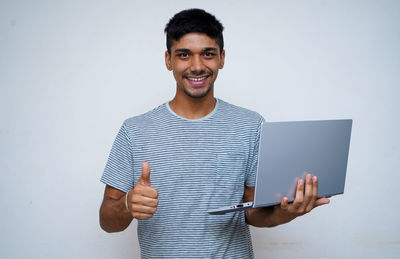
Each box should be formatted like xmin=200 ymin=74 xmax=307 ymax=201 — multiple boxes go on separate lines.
xmin=313 ymin=176 xmax=317 ymax=182
xmin=299 ymin=179 xmax=303 ymax=185
xmin=307 ymin=174 xmax=311 ymax=181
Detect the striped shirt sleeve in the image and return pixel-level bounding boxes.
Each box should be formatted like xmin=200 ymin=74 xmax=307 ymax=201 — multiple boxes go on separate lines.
xmin=100 ymin=122 xmax=135 ymax=193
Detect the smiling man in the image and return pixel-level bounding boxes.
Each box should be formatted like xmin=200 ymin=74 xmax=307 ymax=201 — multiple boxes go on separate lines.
xmin=99 ymin=9 xmax=329 ymax=258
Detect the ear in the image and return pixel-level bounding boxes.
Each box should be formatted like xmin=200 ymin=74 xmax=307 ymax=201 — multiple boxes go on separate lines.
xmin=165 ymin=51 xmax=172 ymax=71
xmin=219 ymin=49 xmax=225 ymax=69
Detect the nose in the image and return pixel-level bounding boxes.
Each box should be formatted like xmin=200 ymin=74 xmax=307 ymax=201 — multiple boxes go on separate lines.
xmin=190 ymin=54 xmax=205 ymax=72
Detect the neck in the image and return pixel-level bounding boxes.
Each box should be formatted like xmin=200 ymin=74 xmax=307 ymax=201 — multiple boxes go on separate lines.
xmin=169 ymin=90 xmax=216 ymax=120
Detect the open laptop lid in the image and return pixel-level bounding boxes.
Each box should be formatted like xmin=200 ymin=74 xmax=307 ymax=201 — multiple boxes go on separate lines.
xmin=253 ymin=119 xmax=352 ymax=208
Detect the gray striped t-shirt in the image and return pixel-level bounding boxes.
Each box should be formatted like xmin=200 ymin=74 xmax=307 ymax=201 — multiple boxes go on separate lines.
xmin=101 ymin=99 xmax=264 ymax=258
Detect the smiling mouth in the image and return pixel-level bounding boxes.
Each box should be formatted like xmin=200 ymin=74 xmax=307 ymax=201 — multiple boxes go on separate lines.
xmin=187 ymin=76 xmax=208 ymax=82
xmin=184 ymin=71 xmax=213 ymax=87
xmin=185 ymin=76 xmax=209 ymax=87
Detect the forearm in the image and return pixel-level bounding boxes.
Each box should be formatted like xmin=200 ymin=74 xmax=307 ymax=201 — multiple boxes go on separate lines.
xmin=245 ymin=206 xmax=296 ymax=228
xmin=99 ymin=195 xmax=133 ymax=233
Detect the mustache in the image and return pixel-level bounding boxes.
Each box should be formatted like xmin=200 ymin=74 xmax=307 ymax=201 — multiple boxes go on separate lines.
xmin=183 ymin=70 xmax=213 ymax=78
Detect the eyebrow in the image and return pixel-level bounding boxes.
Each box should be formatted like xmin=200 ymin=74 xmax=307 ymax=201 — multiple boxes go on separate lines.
xmin=202 ymin=47 xmax=218 ymax=52
xmin=174 ymin=47 xmax=218 ymax=53
xmin=175 ymin=48 xmax=190 ymax=53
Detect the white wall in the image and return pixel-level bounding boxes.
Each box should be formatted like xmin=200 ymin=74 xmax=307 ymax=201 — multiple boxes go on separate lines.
xmin=1 ymin=0 xmax=399 ymax=258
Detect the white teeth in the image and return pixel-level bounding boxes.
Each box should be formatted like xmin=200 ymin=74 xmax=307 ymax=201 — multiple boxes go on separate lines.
xmin=188 ymin=77 xmax=207 ymax=81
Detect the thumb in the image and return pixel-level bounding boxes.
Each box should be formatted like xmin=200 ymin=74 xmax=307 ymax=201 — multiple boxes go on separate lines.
xmin=314 ymin=197 xmax=330 ymax=207
xmin=139 ymin=161 xmax=151 ymax=186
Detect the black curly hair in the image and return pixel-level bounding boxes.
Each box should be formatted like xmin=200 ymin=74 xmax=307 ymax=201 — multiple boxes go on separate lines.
xmin=164 ymin=9 xmax=224 ymax=54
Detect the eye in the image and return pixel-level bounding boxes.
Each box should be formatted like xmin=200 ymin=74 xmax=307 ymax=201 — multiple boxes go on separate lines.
xmin=178 ymin=53 xmax=189 ymax=58
xmin=203 ymin=52 xmax=217 ymax=59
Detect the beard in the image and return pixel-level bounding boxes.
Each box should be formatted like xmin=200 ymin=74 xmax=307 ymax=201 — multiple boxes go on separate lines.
xmin=181 ymin=70 xmax=214 ymax=98
xmin=182 ymin=84 xmax=213 ymax=98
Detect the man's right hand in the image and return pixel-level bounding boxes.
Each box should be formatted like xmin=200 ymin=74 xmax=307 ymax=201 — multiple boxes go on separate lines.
xmin=126 ymin=162 xmax=159 ymax=220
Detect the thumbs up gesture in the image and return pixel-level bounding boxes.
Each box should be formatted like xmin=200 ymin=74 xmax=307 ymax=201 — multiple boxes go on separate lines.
xmin=126 ymin=162 xmax=159 ymax=220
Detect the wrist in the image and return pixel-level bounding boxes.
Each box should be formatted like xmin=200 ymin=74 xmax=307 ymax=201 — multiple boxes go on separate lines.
xmin=272 ymin=206 xmax=297 ymax=225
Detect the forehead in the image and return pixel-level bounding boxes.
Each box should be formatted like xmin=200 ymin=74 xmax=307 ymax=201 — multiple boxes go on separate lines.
xmin=171 ymin=32 xmax=220 ymax=52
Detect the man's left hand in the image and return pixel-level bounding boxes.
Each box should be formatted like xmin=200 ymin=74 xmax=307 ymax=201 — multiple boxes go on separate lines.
xmin=245 ymin=173 xmax=330 ymax=227
xmin=277 ymin=173 xmax=330 ymax=218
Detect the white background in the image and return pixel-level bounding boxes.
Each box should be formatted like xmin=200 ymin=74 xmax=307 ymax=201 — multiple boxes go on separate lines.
xmin=1 ymin=0 xmax=399 ymax=258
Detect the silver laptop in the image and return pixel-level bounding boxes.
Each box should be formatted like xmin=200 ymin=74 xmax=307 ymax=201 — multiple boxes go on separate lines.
xmin=207 ymin=119 xmax=352 ymax=215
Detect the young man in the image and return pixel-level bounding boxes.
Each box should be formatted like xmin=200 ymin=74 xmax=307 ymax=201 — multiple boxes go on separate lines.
xmin=99 ymin=9 xmax=329 ymax=258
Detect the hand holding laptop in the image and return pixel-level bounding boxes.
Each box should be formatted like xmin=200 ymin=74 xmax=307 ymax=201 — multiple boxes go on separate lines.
xmin=245 ymin=172 xmax=331 ymax=227
xmin=278 ymin=173 xmax=330 ymax=217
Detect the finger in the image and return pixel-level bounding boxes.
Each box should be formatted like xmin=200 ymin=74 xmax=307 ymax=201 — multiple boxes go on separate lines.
xmin=131 ymin=194 xmax=159 ymax=207
xmin=292 ymin=179 xmax=304 ymax=209
xmin=134 ymin=185 xmax=158 ymax=199
xmin=305 ymin=175 xmax=318 ymax=212
xmin=139 ymin=162 xmax=151 ymax=186
xmin=280 ymin=197 xmax=289 ymax=210
xmin=131 ymin=204 xmax=158 ymax=214
xmin=301 ymin=174 xmax=313 ymax=210
xmin=312 ymin=176 xmax=318 ymax=198
xmin=132 ymin=212 xmax=155 ymax=220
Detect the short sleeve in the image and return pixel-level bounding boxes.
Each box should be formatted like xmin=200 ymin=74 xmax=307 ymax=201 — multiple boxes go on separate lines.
xmin=100 ymin=122 xmax=135 ymax=192
xmin=245 ymin=117 xmax=265 ymax=187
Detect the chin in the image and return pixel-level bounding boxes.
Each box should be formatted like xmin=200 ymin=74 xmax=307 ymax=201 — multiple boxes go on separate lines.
xmin=183 ymin=86 xmax=212 ymax=99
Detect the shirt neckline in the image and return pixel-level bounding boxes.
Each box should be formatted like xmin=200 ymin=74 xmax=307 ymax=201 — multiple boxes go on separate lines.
xmin=165 ymin=98 xmax=220 ymax=122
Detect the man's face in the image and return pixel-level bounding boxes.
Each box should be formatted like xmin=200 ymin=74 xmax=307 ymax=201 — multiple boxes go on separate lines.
xmin=165 ymin=32 xmax=225 ymax=99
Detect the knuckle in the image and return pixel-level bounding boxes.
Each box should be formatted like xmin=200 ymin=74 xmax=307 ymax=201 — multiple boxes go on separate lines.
xmin=131 ymin=204 xmax=139 ymax=212
xmin=153 ymin=199 xmax=159 ymax=207
xmin=133 ymin=185 xmax=143 ymax=193
xmin=151 ymin=188 xmax=158 ymax=198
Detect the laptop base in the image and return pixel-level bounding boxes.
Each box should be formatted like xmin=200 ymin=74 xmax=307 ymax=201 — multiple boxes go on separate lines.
xmin=207 ymin=202 xmax=254 ymax=215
